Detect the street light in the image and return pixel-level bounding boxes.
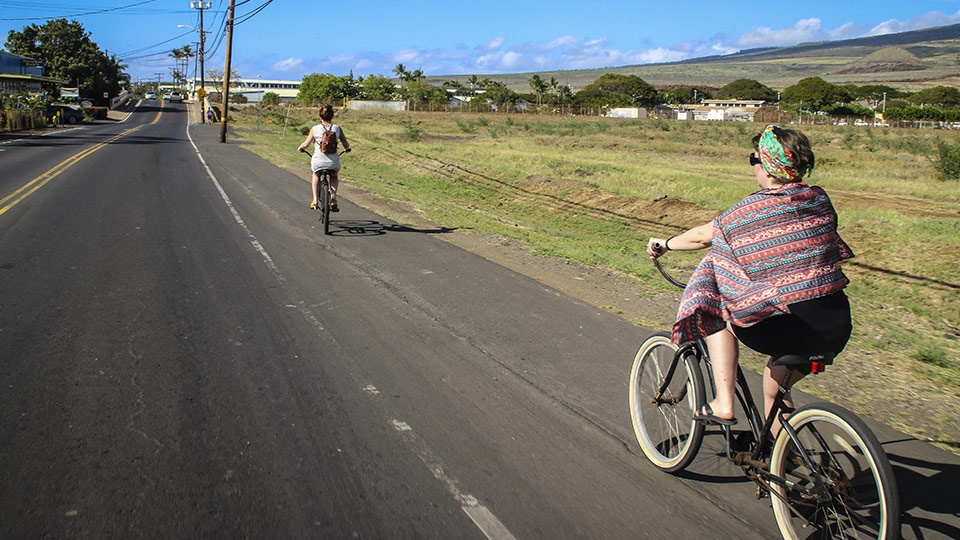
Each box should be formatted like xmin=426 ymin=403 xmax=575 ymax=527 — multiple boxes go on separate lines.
xmin=190 ymin=1 xmax=212 ymax=121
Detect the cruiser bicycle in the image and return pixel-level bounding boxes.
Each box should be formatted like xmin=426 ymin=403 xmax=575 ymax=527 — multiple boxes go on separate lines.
xmin=300 ymin=148 xmax=348 ymax=235
xmin=629 ymin=251 xmax=900 ymax=539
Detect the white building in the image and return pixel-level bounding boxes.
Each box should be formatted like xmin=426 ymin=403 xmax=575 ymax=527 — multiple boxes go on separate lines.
xmin=605 ymin=107 xmax=648 ymax=119
xmin=691 ymin=99 xmax=766 ymax=122
xmin=186 ymin=78 xmax=301 ymax=103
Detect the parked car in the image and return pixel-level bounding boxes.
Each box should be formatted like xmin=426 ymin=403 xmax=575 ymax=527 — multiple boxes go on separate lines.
xmin=144 ymin=91 xmax=157 ymax=100
xmin=46 ymin=104 xmax=84 ymax=125
xmin=168 ymin=91 xmax=183 ymax=103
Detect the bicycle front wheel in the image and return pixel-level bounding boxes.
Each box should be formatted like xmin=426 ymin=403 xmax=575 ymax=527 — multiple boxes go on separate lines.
xmin=629 ymin=332 xmax=705 ymax=472
xmin=770 ymin=402 xmax=900 ymax=539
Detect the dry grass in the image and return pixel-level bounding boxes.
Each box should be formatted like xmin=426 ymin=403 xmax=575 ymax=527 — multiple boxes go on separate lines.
xmin=234 ymin=107 xmax=960 ymax=451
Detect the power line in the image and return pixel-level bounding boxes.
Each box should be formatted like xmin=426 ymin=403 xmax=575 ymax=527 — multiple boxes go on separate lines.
xmin=117 ymin=30 xmax=196 ymax=58
xmin=0 ymin=0 xmax=164 ymax=21
xmin=235 ymin=0 xmax=272 ymax=25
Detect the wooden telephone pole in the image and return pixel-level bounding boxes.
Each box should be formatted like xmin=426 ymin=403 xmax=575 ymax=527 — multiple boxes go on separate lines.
xmin=218 ymin=0 xmax=236 ymax=143
xmin=190 ymin=1 xmax=211 ymax=120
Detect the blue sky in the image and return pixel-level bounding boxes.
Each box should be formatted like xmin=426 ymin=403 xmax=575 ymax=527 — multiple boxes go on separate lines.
xmin=3 ymin=0 xmax=960 ymax=84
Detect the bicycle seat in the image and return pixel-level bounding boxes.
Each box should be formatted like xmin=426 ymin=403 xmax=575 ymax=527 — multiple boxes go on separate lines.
xmin=770 ymin=352 xmax=835 ymax=373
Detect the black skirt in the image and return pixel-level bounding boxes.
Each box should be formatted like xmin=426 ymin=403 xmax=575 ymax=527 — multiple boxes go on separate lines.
xmin=732 ymin=292 xmax=852 ymax=356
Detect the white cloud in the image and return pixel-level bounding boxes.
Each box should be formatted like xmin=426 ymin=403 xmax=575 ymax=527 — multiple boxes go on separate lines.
xmin=736 ymin=18 xmax=824 ymax=49
xmin=828 ymin=22 xmax=863 ymax=40
xmin=272 ymin=57 xmax=303 ymax=72
xmin=500 ymin=51 xmax=523 ymax=69
xmin=482 ymin=36 xmax=506 ymax=51
xmin=392 ymin=49 xmax=423 ymax=64
xmin=868 ymin=10 xmax=960 ymax=36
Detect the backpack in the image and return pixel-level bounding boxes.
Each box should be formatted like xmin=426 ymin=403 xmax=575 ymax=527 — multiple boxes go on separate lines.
xmin=318 ymin=124 xmax=338 ymax=154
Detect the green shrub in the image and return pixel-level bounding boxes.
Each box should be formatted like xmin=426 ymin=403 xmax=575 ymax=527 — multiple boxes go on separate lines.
xmin=932 ymin=139 xmax=960 ymax=180
xmin=398 ymin=117 xmax=423 ymax=141
xmin=912 ymin=343 xmax=952 ymax=368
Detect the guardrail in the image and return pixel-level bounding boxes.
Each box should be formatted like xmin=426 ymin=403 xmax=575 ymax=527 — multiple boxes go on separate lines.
xmin=110 ymin=90 xmax=130 ymax=109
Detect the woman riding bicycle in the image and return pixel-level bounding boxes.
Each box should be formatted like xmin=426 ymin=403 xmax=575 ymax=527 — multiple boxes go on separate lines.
xmin=646 ymin=125 xmax=854 ymax=429
xmin=298 ymin=104 xmax=351 ymax=212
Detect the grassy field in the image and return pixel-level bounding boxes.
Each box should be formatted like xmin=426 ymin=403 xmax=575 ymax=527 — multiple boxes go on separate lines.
xmin=229 ymin=106 xmax=960 ymax=451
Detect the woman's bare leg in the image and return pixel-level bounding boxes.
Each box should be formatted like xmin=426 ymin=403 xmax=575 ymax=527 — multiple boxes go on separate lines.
xmin=702 ymin=327 xmax=739 ymax=420
xmin=310 ymin=171 xmax=320 ymax=203
xmin=329 ymin=172 xmax=339 ymax=202
xmin=764 ymin=362 xmax=805 ymax=435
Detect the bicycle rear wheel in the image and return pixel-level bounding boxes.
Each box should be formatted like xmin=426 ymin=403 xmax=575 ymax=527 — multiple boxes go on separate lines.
xmin=629 ymin=332 xmax=705 ymax=472
xmin=770 ymin=402 xmax=900 ymax=539
xmin=320 ymin=177 xmax=331 ymax=235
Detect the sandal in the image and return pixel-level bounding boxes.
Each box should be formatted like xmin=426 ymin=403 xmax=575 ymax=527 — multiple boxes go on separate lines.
xmin=310 ymin=200 xmax=319 ymax=210
xmin=693 ymin=404 xmax=737 ymax=425
xmin=330 ymin=200 xmax=340 ymax=212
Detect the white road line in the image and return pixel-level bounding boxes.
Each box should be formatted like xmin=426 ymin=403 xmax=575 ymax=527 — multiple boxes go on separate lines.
xmin=185 ymin=122 xmax=324 ymax=333
xmin=390 ymin=417 xmax=517 ymax=540
xmin=187 ymin=119 xmax=514 ymax=540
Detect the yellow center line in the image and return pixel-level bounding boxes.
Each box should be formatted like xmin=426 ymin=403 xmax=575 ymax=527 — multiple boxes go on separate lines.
xmin=151 ymin=100 xmax=163 ymax=124
xmin=0 ymin=124 xmax=145 ymax=217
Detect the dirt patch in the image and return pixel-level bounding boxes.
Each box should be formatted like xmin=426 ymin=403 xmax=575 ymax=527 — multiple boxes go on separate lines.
xmin=830 ymin=189 xmax=960 ymax=218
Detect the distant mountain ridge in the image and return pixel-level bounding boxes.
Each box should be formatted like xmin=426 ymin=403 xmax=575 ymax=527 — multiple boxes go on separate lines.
xmin=688 ymin=22 xmax=960 ymax=63
xmin=433 ymin=23 xmax=960 ymax=92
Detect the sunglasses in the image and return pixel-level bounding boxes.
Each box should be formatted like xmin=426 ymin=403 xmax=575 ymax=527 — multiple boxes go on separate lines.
xmin=749 ymin=153 xmax=762 ymax=166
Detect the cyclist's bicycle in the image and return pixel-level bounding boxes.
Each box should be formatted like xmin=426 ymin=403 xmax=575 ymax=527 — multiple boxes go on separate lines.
xmin=629 ymin=252 xmax=900 ymax=539
xmin=300 ymin=148 xmax=349 ymax=235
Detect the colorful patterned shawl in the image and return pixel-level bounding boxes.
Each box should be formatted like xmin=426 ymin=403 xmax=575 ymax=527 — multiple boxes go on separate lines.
xmin=673 ymin=183 xmax=854 ymax=344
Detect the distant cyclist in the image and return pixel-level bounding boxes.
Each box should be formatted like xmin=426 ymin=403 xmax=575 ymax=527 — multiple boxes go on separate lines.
xmin=298 ymin=104 xmax=351 ymax=211
xmin=647 ymin=125 xmax=854 ymax=430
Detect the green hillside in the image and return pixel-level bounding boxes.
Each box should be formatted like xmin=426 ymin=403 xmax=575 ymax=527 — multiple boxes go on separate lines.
xmin=427 ymin=23 xmax=960 ymax=92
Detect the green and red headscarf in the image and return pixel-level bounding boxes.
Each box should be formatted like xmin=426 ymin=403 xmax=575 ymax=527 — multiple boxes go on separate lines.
xmin=757 ymin=125 xmax=810 ymax=182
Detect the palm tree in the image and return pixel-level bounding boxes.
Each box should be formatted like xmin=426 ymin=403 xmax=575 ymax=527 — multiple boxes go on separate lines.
xmin=444 ymin=80 xmax=464 ymax=95
xmin=529 ymin=74 xmax=547 ymax=108
xmin=393 ymin=63 xmax=410 ymax=82
xmin=169 ymin=45 xmax=195 ymax=88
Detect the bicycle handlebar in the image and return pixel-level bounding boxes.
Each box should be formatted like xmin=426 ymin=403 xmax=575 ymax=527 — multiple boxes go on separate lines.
xmin=651 ymin=244 xmax=688 ymax=289
xmin=299 ymin=148 xmax=351 ymax=158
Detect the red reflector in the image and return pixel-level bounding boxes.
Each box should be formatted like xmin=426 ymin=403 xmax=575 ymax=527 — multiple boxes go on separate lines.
xmin=811 ymin=361 xmax=826 ymax=374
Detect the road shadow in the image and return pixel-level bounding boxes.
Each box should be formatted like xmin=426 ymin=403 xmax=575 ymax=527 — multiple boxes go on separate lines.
xmin=888 ymin=449 xmax=960 ymax=538
xmin=666 ymin=429 xmax=960 ymax=537
xmin=326 ymin=219 xmax=458 ymax=237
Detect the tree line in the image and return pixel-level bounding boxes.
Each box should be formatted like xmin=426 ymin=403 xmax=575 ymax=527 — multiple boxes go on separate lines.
xmin=294 ymin=64 xmax=960 ymax=122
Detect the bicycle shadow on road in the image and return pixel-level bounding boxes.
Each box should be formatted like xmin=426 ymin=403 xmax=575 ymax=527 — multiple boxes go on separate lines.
xmin=671 ymin=429 xmax=753 ymax=484
xmin=888 ymin=450 xmax=960 ymax=538
xmin=325 ymin=219 xmax=458 ymax=237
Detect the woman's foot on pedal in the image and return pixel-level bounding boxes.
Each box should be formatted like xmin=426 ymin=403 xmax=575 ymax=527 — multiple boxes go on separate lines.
xmin=693 ymin=403 xmax=737 ymax=425
xmin=310 ymin=200 xmax=319 ymax=210
xmin=330 ymin=200 xmax=340 ymax=212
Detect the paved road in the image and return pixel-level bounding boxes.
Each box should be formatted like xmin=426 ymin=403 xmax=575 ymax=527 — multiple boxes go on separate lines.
xmin=1 ymin=101 xmax=957 ymax=538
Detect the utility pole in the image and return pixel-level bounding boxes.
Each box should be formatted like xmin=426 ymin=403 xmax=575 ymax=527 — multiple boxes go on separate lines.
xmin=219 ymin=0 xmax=236 ymax=143
xmin=190 ymin=2 xmax=211 ymax=89
xmin=191 ymin=1 xmax=211 ymax=120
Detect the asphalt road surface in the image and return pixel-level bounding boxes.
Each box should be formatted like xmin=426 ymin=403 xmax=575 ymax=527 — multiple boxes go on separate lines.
xmin=1 ymin=100 xmax=958 ymax=538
